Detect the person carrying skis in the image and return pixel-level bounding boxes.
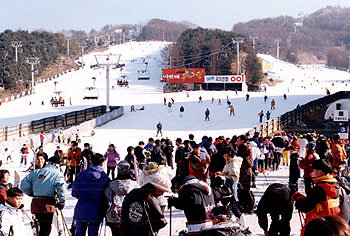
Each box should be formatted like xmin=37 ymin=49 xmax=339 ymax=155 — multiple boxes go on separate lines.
xmin=271 ymin=99 xmax=276 ymax=110
xmin=72 ymin=153 xmax=110 ymax=236
xmin=258 ymin=110 xmax=264 ymax=123
xmin=179 ymin=106 xmax=185 ymax=117
xmin=205 ymin=108 xmax=210 ymax=121
xmin=230 ymin=105 xmax=235 ymax=116
xmin=156 ymin=121 xmax=163 ymax=137
xmin=0 ymin=188 xmax=28 ymax=235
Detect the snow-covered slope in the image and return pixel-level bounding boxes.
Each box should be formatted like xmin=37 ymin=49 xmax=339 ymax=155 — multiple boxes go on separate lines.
xmin=1 ymin=42 xmax=350 ymax=235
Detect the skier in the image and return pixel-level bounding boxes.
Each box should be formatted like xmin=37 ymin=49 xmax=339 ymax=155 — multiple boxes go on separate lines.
xmin=171 ymin=98 xmax=174 ymax=104
xmin=104 ymin=144 xmax=120 ymax=179
xmin=67 ymin=141 xmax=82 ymax=188
xmin=104 ymin=161 xmax=138 ymax=236
xmin=167 ymin=175 xmax=215 ymax=235
xmin=130 ymin=105 xmax=135 ymax=112
xmin=72 ymin=153 xmax=110 ymax=236
xmin=264 ymin=95 xmax=268 ymax=103
xmin=211 ymin=97 xmax=214 ymax=103
xmin=227 ymin=100 xmax=231 ymax=107
xmin=230 ymin=105 xmax=235 ymax=116
xmin=266 ymin=110 xmax=271 ymax=120
xmin=163 ymin=97 xmax=166 ymax=105
xmin=20 ymin=144 xmax=29 ymax=167
xmin=156 ymin=121 xmax=163 ymax=137
xmin=167 ymin=101 xmax=172 ymax=112
xmin=205 ymin=108 xmax=210 ymax=121
xmin=199 ymin=96 xmax=203 ymax=103
xmin=179 ymin=106 xmax=184 ymax=117
xmin=256 ymin=183 xmax=293 ymax=236
xmin=246 ymin=93 xmax=249 ymax=101
xmin=271 ymin=99 xmax=276 ymax=110
xmin=283 ymin=93 xmax=287 ymax=100
xmin=29 ymin=101 xmax=31 ymax=106
xmin=258 ymin=110 xmax=264 ymax=123
xmin=20 ymin=156 xmax=66 ymax=236
xmin=0 ymin=188 xmax=27 ymax=235
xmin=121 ymin=168 xmax=170 ymax=236
xmin=218 ymin=98 xmax=221 ymax=105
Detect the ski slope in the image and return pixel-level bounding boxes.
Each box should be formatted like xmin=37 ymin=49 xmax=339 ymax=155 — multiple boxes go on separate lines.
xmin=1 ymin=41 xmax=350 ymax=235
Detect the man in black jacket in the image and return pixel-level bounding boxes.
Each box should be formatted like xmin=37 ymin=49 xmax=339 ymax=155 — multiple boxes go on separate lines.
xmin=81 ymin=143 xmax=93 ymax=169
xmin=256 ymin=183 xmax=293 ymax=236
xmin=121 ymin=173 xmax=171 ymax=236
xmin=150 ymin=139 xmax=166 ymax=165
xmin=175 ymin=138 xmax=190 ymax=177
xmin=168 ymin=175 xmax=215 ymax=235
xmin=134 ymin=141 xmax=146 ymax=170
xmin=163 ymin=139 xmax=174 ymax=169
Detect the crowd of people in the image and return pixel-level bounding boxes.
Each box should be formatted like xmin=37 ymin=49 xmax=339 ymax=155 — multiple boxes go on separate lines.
xmin=0 ymin=131 xmax=349 ymax=235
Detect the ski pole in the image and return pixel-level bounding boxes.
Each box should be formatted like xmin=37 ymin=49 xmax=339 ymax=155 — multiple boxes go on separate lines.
xmin=169 ymin=206 xmax=172 ymax=236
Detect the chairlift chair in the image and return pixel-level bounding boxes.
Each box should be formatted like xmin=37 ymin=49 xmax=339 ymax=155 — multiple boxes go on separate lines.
xmin=138 ymin=70 xmax=150 ymax=80
xmin=83 ymin=87 xmax=99 ymax=100
xmin=50 ymin=91 xmax=66 ymax=107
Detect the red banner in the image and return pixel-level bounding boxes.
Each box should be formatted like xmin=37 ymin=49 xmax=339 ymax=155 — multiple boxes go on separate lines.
xmin=162 ymin=68 xmax=205 ymax=83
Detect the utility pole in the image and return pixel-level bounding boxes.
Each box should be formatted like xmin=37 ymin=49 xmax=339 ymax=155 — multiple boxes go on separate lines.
xmin=232 ymin=38 xmax=244 ymax=75
xmin=249 ymin=35 xmax=258 ymax=51
xmin=95 ymin=54 xmax=122 ymax=112
xmin=275 ymin=39 xmax=281 ymax=59
xmin=25 ymin=57 xmax=40 ymax=93
xmin=11 ymin=41 xmax=22 ymax=63
xmin=79 ymin=43 xmax=87 ymax=67
xmin=66 ymin=38 xmax=70 ymax=58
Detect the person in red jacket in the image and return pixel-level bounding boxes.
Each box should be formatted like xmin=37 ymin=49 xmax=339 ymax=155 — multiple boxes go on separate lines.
xmin=67 ymin=141 xmax=82 ymax=188
xmin=0 ymin=170 xmax=10 ymax=204
xmin=299 ymin=142 xmax=319 ymax=193
xmin=292 ymin=159 xmax=340 ymax=236
xmin=189 ymin=144 xmax=207 ymax=181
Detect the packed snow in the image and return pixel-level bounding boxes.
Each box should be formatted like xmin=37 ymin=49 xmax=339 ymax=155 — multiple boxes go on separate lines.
xmin=1 ymin=41 xmax=350 ymax=235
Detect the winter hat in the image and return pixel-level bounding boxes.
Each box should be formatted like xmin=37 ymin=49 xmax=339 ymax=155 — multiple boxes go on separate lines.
xmin=306 ymin=142 xmax=316 ymax=150
xmin=48 ymin=156 xmax=60 ymax=164
xmin=140 ymin=166 xmax=172 ymax=192
xmin=209 ymin=206 xmax=232 ymax=221
xmin=175 ymin=138 xmax=182 ymax=143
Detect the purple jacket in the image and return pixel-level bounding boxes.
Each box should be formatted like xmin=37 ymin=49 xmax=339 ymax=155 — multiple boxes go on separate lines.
xmin=104 ymin=149 xmax=120 ymax=167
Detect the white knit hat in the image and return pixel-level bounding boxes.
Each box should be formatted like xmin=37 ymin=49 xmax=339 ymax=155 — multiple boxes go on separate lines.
xmin=140 ymin=166 xmax=172 ymax=192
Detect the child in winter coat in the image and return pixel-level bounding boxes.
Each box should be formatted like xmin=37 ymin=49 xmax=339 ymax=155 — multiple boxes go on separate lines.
xmin=0 ymin=188 xmax=27 ymax=236
xmin=104 ymin=144 xmax=120 ymax=179
xmin=222 ymin=151 xmax=243 ymax=201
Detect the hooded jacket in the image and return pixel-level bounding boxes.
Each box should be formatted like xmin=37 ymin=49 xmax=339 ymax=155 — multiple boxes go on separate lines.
xmin=72 ymin=165 xmax=110 ymax=222
xmin=0 ymin=202 xmax=27 ymax=236
xmin=171 ymin=176 xmax=215 ymax=225
xmin=104 ymin=149 xmax=120 ymax=167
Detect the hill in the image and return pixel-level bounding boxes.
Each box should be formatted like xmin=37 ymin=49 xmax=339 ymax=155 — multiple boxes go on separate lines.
xmin=232 ymin=6 xmax=350 ymax=67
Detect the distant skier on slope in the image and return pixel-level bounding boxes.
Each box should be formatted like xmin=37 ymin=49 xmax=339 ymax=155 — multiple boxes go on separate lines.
xmin=205 ymin=108 xmax=210 ymax=121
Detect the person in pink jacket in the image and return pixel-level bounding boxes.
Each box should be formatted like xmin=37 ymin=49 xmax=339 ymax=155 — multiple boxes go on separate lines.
xmin=104 ymin=144 xmax=120 ymax=179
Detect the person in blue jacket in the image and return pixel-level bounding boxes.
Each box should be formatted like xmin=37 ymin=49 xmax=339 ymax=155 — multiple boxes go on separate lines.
xmin=72 ymin=153 xmax=111 ymax=236
xmin=20 ymin=155 xmax=67 ymax=236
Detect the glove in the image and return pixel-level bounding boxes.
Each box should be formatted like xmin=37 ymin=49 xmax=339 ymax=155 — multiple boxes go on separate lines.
xmin=167 ymin=197 xmax=177 ymax=209
xmin=56 ymin=202 xmax=65 ymax=210
xmin=291 ymin=191 xmax=304 ymax=202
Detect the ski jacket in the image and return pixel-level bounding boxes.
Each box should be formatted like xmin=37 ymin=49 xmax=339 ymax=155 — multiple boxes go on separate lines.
xmin=20 ymin=163 xmax=67 ymax=203
xmin=163 ymin=145 xmax=174 ymax=168
xmin=134 ymin=146 xmax=146 ymax=163
xmin=156 ymin=123 xmax=162 ymax=130
xmin=121 ymin=184 xmax=167 ymax=236
xmin=81 ymin=149 xmax=94 ymax=167
xmin=150 ymin=145 xmax=166 ymax=165
xmin=104 ymin=149 xmax=120 ymax=167
xmin=299 ymin=138 xmax=308 ymax=157
xmin=0 ymin=184 xmax=7 ymax=204
xmin=20 ymin=147 xmax=28 ymax=155
xmin=189 ymin=152 xmax=207 ymax=181
xmin=125 ymin=153 xmax=136 ymax=170
xmin=222 ymin=156 xmax=243 ymax=182
xmin=331 ymin=141 xmax=347 ymax=169
xmin=171 ymin=176 xmax=215 ymax=226
xmin=144 ymin=143 xmax=154 ymax=151
xmin=176 ymin=146 xmax=190 ymax=177
xmin=205 ymin=110 xmax=210 ymax=115
xmin=292 ymin=175 xmax=340 ymax=233
xmin=72 ymin=165 xmax=110 ymax=222
xmin=0 ymin=203 xmax=27 ymax=236
xmin=257 ymin=183 xmax=293 ymax=232
xmin=180 ymin=106 xmax=185 ymax=112
xmin=299 ymin=152 xmax=317 ymax=178
xmin=209 ymin=151 xmax=226 ymax=174
xmin=67 ymin=147 xmax=82 ymax=167
xmin=104 ymin=178 xmax=138 ymax=225
xmin=289 ymin=152 xmax=300 ymax=179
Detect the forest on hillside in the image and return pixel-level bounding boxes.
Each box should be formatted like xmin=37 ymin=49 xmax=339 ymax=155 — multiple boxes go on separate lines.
xmin=232 ymin=6 xmax=350 ymax=69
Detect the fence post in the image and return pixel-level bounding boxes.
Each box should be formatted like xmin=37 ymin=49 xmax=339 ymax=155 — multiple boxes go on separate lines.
xmin=75 ymin=111 xmax=78 ymax=125
xmin=19 ymin=124 xmax=22 ymax=137
xmin=5 ymin=127 xmax=8 ymax=141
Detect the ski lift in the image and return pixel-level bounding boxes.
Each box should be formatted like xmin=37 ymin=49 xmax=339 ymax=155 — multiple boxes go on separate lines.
xmin=138 ymin=70 xmax=150 ymax=80
xmin=51 ymin=82 xmax=66 ymax=107
xmin=83 ymin=77 xmax=99 ymax=100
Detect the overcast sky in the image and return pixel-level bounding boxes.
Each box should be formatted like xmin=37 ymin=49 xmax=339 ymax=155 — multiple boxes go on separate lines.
xmin=1 ymin=0 xmax=350 ymax=32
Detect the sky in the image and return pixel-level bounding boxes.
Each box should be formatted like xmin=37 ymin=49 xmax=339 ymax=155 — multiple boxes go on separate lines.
xmin=1 ymin=0 xmax=350 ymax=33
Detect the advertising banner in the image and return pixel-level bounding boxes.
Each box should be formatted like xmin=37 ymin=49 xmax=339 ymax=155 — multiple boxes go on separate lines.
xmin=204 ymin=74 xmax=245 ymax=83
xmin=162 ymin=68 xmax=205 ymax=83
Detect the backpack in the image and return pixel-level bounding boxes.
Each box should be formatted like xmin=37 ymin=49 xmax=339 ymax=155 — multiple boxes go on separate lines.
xmin=106 ymin=194 xmax=122 ymax=225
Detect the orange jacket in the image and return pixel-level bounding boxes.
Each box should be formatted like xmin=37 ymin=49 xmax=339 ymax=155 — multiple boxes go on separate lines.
xmin=331 ymin=141 xmax=347 ymax=168
xmin=67 ymin=147 xmax=82 ymax=167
